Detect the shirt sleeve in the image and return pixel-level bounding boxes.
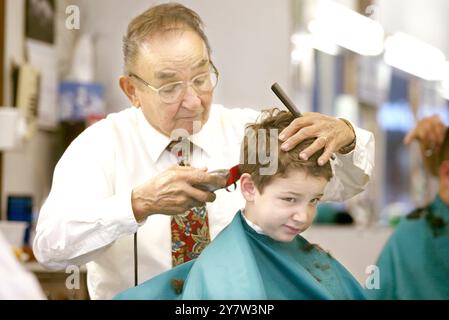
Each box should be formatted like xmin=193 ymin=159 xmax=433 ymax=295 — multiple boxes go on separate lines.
xmin=33 ymin=124 xmax=140 ymax=270
xmin=322 ymin=123 xmax=375 ymax=201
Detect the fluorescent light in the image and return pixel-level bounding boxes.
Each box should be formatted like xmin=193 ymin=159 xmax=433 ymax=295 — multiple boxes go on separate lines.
xmin=384 ymin=32 xmax=446 ymax=81
xmin=291 ymin=48 xmax=303 ymax=64
xmin=308 ymin=0 xmax=384 ymax=56
xmin=291 ymin=33 xmax=340 ymax=58
xmin=310 ymin=34 xmax=340 ymax=56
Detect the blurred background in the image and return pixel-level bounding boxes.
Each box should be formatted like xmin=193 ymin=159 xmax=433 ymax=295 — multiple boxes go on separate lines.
xmin=0 ymin=0 xmax=448 ymax=299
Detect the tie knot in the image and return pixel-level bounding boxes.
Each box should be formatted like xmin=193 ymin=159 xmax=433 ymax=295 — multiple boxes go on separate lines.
xmin=167 ymin=138 xmax=193 ymax=166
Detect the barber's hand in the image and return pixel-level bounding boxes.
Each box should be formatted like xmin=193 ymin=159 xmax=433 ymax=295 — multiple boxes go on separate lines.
xmin=278 ymin=112 xmax=355 ymax=166
xmin=131 ymin=166 xmax=226 ymax=222
xmin=403 ymin=115 xmax=446 ymax=151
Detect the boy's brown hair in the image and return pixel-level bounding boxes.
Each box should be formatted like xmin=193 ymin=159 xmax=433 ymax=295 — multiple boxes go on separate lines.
xmin=240 ymin=109 xmax=333 ymax=193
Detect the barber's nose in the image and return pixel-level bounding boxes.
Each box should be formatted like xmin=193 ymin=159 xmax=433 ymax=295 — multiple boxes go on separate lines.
xmin=181 ymin=85 xmax=201 ymax=108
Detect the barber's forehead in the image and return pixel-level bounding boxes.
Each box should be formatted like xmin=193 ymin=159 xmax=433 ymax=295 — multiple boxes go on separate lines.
xmin=154 ymin=58 xmax=209 ymax=78
xmin=138 ymin=30 xmax=208 ymax=66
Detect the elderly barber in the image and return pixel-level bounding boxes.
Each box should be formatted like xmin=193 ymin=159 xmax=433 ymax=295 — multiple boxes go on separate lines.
xmin=33 ymin=3 xmax=374 ymax=299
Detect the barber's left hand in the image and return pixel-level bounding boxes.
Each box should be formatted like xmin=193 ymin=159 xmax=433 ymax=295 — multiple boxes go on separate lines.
xmin=278 ymin=112 xmax=355 ymax=166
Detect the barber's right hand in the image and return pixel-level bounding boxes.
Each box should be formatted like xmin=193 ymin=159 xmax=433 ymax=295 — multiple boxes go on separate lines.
xmin=131 ymin=165 xmax=226 ymax=223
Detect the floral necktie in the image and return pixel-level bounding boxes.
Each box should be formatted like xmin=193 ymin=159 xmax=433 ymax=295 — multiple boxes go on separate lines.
xmin=167 ymin=139 xmax=211 ymax=267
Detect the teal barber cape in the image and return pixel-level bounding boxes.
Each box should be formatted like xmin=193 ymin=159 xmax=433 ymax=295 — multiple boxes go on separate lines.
xmin=368 ymin=196 xmax=449 ymax=300
xmin=115 ymin=211 xmax=366 ymax=300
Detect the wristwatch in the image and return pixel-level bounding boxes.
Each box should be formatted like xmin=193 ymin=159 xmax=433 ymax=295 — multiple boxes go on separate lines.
xmin=338 ymin=118 xmax=356 ymax=154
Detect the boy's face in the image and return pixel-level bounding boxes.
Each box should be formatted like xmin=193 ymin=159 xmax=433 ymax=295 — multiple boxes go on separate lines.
xmin=243 ymin=170 xmax=328 ymax=242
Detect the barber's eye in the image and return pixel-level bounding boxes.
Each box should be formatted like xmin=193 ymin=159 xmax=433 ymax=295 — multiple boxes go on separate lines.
xmin=193 ymin=74 xmax=208 ymax=87
xmin=160 ymin=83 xmax=182 ymax=94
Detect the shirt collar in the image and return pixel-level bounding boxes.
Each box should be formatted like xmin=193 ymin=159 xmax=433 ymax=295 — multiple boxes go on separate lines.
xmin=135 ymin=107 xmax=171 ymax=163
xmin=189 ymin=105 xmax=220 ymax=158
xmin=135 ymin=105 xmax=219 ymax=163
xmin=241 ymin=210 xmax=266 ymax=235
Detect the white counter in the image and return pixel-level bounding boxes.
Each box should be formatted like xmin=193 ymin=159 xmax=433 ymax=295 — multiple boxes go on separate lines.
xmin=302 ymin=225 xmax=394 ymax=284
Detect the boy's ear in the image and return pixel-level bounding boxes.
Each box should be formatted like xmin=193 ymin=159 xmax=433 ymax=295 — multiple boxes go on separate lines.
xmin=119 ymin=76 xmax=141 ymax=107
xmin=240 ymin=173 xmax=257 ymax=202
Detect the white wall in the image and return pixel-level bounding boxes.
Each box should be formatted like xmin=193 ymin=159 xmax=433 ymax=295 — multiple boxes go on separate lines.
xmin=77 ymin=0 xmax=292 ymax=112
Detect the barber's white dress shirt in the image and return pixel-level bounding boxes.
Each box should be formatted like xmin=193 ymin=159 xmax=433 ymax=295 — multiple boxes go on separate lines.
xmin=33 ymin=104 xmax=374 ymax=299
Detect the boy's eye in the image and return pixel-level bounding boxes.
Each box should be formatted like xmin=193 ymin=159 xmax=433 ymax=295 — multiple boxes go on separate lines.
xmin=282 ymin=197 xmax=296 ymax=203
xmin=310 ymin=198 xmax=321 ymax=205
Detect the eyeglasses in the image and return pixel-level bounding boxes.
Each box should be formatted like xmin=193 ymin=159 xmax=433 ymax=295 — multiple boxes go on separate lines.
xmin=129 ymin=63 xmax=219 ymax=104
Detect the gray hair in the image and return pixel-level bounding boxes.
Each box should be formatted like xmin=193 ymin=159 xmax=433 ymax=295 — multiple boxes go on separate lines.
xmin=122 ymin=3 xmax=212 ymax=74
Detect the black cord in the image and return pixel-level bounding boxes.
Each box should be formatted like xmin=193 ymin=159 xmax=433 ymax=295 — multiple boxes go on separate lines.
xmin=134 ymin=231 xmax=138 ymax=286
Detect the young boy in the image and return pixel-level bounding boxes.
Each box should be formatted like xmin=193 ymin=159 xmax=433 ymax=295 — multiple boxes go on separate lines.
xmin=115 ymin=110 xmax=366 ymax=299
